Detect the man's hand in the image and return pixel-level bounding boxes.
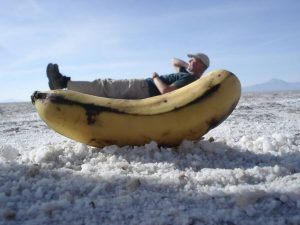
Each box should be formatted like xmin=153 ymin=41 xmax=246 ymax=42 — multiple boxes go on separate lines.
xmin=152 ymin=72 xmax=159 ymax=79
xmin=172 ymin=58 xmax=188 ymax=72
xmin=152 ymin=72 xmax=178 ymax=94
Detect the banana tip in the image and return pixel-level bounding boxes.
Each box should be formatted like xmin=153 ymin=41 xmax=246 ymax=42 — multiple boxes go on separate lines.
xmin=31 ymin=91 xmax=47 ymax=105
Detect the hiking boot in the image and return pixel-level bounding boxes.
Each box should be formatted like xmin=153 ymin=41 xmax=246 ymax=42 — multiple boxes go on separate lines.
xmin=46 ymin=63 xmax=70 ymax=90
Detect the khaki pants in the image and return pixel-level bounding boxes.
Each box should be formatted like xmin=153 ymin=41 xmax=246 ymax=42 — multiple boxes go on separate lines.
xmin=67 ymin=79 xmax=150 ymax=99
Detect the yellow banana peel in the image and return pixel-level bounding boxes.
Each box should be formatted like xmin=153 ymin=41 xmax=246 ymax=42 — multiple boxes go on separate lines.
xmin=32 ymin=69 xmax=241 ymax=147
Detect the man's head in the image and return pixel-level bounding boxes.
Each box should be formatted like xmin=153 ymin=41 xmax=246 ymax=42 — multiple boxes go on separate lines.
xmin=187 ymin=53 xmax=210 ymax=77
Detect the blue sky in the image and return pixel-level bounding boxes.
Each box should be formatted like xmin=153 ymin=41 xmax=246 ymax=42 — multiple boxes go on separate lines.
xmin=1 ymin=0 xmax=300 ymax=102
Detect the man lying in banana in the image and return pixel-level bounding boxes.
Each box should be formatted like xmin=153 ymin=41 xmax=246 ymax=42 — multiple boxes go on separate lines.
xmin=46 ymin=53 xmax=209 ymax=99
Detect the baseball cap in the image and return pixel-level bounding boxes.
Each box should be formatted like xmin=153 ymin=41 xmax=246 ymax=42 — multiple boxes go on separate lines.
xmin=187 ymin=53 xmax=210 ymax=67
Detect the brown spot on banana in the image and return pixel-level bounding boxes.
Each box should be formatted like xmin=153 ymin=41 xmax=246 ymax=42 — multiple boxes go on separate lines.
xmin=228 ymin=99 xmax=240 ymax=115
xmin=85 ymin=109 xmax=99 ymax=125
xmin=102 ymin=139 xmax=116 ymax=145
xmin=88 ymin=138 xmax=116 ymax=147
xmin=161 ymin=131 xmax=171 ymax=137
xmin=139 ymin=135 xmax=152 ymax=143
xmin=206 ymin=99 xmax=240 ymax=130
xmin=89 ymin=138 xmax=96 ymax=144
xmin=207 ymin=117 xmax=221 ymax=130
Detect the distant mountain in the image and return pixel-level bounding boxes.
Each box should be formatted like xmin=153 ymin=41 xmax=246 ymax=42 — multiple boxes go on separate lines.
xmin=243 ymin=79 xmax=300 ymax=93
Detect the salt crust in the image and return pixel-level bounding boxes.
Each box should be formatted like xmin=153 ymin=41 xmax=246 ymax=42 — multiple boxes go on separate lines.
xmin=0 ymin=91 xmax=299 ymax=225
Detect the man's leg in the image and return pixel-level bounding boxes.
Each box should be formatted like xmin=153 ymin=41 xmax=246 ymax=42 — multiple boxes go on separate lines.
xmin=109 ymin=79 xmax=150 ymax=99
xmin=68 ymin=79 xmax=150 ymax=99
xmin=46 ymin=63 xmax=150 ymax=99
xmin=67 ymin=80 xmax=108 ymax=97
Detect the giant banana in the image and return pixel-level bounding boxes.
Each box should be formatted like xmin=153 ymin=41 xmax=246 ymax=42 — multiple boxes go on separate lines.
xmin=31 ymin=69 xmax=241 ymax=147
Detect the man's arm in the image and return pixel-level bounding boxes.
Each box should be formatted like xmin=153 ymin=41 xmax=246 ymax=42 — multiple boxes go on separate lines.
xmin=172 ymin=58 xmax=188 ymax=72
xmin=152 ymin=72 xmax=178 ymax=94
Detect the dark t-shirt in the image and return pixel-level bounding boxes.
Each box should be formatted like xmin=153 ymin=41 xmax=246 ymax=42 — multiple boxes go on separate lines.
xmin=146 ymin=67 xmax=198 ymax=96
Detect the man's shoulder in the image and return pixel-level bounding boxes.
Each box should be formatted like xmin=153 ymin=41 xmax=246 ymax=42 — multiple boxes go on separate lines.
xmin=162 ymin=71 xmax=194 ymax=79
xmin=176 ymin=71 xmax=196 ymax=79
xmin=167 ymin=71 xmax=197 ymax=88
